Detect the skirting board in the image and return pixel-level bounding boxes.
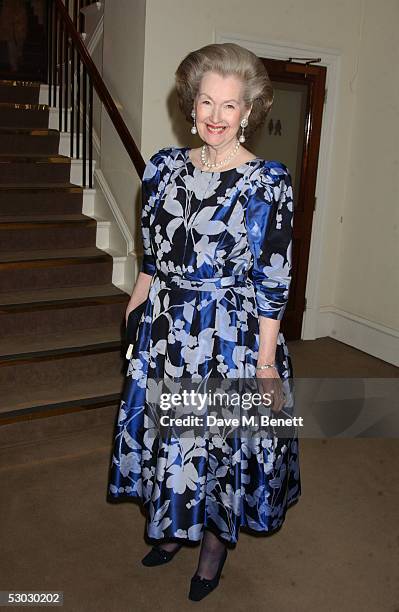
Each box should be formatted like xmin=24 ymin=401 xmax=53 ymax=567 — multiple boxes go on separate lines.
xmin=316 ymin=307 xmax=399 ymax=367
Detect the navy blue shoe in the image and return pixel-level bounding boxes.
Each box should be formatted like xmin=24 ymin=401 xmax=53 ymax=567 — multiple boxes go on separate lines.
xmin=188 ymin=548 xmax=227 ymax=601
xmin=141 ymin=544 xmax=181 ymax=566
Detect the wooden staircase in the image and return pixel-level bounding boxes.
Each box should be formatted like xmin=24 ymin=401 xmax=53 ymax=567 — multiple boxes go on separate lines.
xmin=0 ymin=79 xmax=130 ymax=429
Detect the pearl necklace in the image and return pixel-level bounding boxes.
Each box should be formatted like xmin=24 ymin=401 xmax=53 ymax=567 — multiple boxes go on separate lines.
xmin=200 ymin=139 xmax=241 ymax=170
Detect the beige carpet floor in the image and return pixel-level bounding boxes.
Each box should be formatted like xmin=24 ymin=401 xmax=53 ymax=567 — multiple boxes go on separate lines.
xmin=1 ymin=337 xmax=398 ymax=612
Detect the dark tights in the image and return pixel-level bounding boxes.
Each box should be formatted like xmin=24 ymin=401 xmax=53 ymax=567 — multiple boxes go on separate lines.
xmin=159 ymin=529 xmax=226 ymax=580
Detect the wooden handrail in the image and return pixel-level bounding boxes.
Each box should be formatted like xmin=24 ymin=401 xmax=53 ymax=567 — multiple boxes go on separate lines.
xmin=52 ymin=0 xmax=145 ymax=178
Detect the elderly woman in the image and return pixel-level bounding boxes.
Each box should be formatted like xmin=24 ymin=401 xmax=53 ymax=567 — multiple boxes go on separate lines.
xmin=108 ymin=42 xmax=301 ymax=601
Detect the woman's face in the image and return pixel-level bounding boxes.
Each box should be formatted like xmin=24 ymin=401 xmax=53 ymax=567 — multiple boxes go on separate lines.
xmin=194 ymin=71 xmax=250 ymax=150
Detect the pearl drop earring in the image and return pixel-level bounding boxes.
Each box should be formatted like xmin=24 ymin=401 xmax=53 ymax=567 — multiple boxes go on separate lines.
xmin=239 ymin=117 xmax=248 ymax=143
xmin=191 ymin=109 xmax=197 ymax=135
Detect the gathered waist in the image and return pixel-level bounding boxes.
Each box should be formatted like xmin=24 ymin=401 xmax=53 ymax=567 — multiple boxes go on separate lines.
xmin=153 ymin=270 xmax=250 ymax=291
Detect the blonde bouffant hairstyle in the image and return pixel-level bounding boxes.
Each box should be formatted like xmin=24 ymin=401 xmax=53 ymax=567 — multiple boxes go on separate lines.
xmin=175 ymin=43 xmax=274 ymax=141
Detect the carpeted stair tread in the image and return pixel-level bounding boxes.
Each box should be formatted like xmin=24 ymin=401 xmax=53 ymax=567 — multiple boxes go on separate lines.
xmin=0 ymin=182 xmax=83 ymax=191
xmin=0 ymin=153 xmax=69 ymax=161
xmin=0 ymin=79 xmax=41 ymax=87
xmin=0 ymin=71 xmax=45 ymax=81
xmin=0 ymin=101 xmax=48 ymax=110
xmin=0 ymin=79 xmax=127 ymax=426
xmin=0 ymin=187 xmax=84 ymax=217
xmin=0 ymin=155 xmax=71 ymax=183
xmin=0 ymin=246 xmax=113 ymax=263
xmin=0 ymin=283 xmax=128 ymax=306
xmin=0 ymin=127 xmax=58 ymax=135
xmin=0 ymin=102 xmax=50 ymax=129
xmin=0 ymin=324 xmax=123 ymax=358
xmin=0 ymin=128 xmax=60 ymax=155
xmin=0 ymin=372 xmax=123 ymax=416
xmin=0 ymin=402 xmax=117 ymax=450
xmin=0 ymin=213 xmax=102 ymax=223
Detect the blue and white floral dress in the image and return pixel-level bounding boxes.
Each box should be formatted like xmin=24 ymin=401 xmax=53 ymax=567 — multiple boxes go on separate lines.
xmin=107 ymin=146 xmax=301 ymax=545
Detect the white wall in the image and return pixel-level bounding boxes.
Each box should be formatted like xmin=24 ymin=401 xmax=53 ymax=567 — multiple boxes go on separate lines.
xmin=332 ymin=0 xmax=399 ymax=331
xmin=100 ymin=0 xmax=399 ymax=358
xmin=139 ymin=0 xmax=399 ymax=344
xmin=100 ymin=0 xmax=146 ymax=258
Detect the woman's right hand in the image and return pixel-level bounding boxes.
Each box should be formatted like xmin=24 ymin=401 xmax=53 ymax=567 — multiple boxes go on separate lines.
xmin=125 ymin=299 xmax=147 ymax=327
xmin=125 ymin=306 xmax=134 ymax=328
xmin=124 ymin=272 xmax=153 ymax=327
xmin=256 ymin=367 xmax=285 ymax=413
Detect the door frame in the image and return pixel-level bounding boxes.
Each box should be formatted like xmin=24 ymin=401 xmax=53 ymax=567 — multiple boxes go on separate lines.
xmin=215 ymin=30 xmax=341 ymax=341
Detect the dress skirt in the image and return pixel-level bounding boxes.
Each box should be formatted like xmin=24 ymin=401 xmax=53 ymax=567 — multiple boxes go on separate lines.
xmin=107 ymin=146 xmax=301 ymax=545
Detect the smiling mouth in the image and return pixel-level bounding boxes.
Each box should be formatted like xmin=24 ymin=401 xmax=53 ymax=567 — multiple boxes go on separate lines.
xmin=206 ymin=124 xmax=227 ymax=133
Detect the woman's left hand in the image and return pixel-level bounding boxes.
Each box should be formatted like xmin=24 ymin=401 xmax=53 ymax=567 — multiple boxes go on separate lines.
xmin=255 ymin=366 xmax=285 ymax=413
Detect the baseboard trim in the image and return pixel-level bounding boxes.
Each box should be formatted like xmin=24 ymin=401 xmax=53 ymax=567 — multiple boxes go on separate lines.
xmin=316 ymin=306 xmax=399 ymax=366
xmin=93 ymin=168 xmax=133 ymax=254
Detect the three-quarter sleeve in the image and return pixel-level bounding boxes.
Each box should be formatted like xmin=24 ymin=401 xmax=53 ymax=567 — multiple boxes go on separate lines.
xmin=140 ymin=150 xmax=165 ymax=276
xmin=245 ymin=162 xmax=294 ymax=320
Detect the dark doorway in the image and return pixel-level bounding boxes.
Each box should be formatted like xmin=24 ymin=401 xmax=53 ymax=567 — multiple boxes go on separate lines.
xmin=0 ymin=0 xmax=47 ymax=82
xmin=250 ymin=58 xmax=327 ymax=340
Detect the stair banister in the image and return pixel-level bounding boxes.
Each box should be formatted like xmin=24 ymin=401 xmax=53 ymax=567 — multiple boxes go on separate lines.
xmin=47 ymin=0 xmax=145 ymax=186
